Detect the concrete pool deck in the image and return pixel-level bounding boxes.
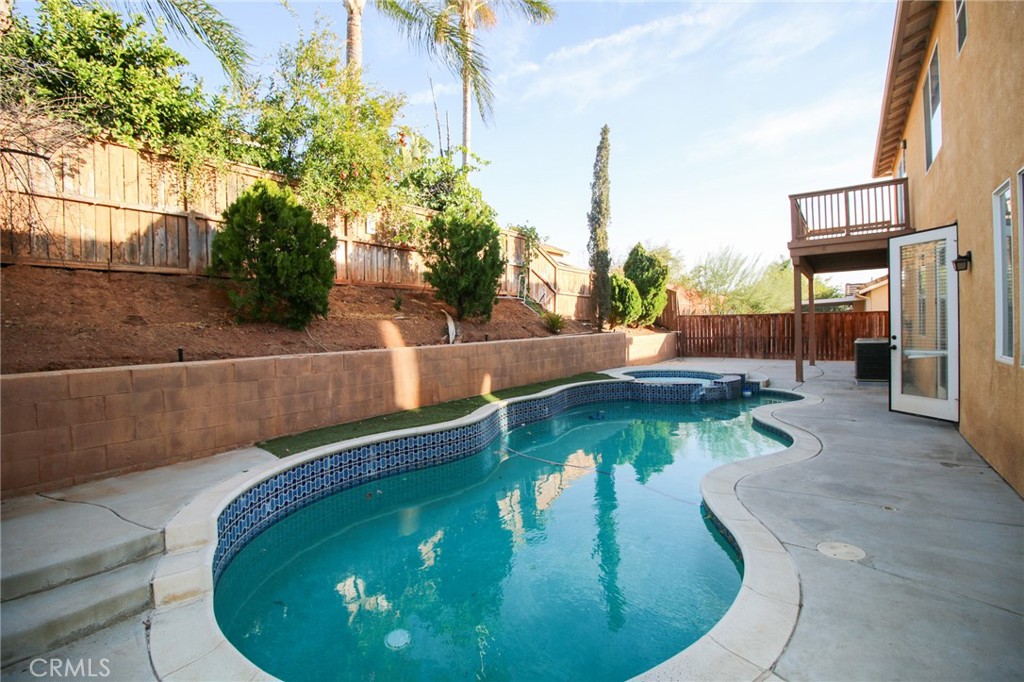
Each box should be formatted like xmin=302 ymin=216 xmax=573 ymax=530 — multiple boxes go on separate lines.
xmin=1 ymin=358 xmax=1022 ymax=680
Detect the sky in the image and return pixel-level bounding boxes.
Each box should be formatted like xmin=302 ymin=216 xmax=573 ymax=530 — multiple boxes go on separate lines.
xmin=21 ymin=0 xmax=899 ymax=285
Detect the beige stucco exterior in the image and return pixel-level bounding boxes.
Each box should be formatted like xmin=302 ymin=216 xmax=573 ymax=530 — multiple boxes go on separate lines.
xmin=879 ymin=1 xmax=1023 ymax=493
xmin=861 ymin=285 xmax=888 ymax=311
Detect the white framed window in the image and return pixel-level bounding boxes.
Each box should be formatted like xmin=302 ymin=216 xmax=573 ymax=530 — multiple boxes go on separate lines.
xmin=1019 ymin=168 xmax=1023 ymax=366
xmin=993 ymin=180 xmax=1014 ymax=362
xmin=955 ymin=0 xmax=968 ymax=53
xmin=923 ymin=47 xmax=942 ymax=170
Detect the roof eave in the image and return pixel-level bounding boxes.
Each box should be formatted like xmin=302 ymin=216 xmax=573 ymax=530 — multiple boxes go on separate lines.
xmin=872 ymin=0 xmax=940 ymax=179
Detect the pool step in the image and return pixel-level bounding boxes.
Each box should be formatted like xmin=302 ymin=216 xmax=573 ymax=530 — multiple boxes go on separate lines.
xmin=0 ymin=555 xmax=159 ymax=667
xmin=0 ymin=495 xmax=163 ymax=601
xmin=0 ymin=494 xmax=165 ymax=668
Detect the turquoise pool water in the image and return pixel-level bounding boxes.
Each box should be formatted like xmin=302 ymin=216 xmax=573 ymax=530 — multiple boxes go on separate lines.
xmin=214 ymin=398 xmax=789 ymax=681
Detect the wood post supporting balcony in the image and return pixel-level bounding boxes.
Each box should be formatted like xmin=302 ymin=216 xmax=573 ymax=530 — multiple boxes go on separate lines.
xmin=788 ymin=177 xmax=911 ymax=382
xmin=792 ymin=258 xmax=816 ymax=383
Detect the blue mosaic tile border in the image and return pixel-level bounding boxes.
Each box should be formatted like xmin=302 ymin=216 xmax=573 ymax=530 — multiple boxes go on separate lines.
xmin=212 ymin=376 xmax=769 ymax=583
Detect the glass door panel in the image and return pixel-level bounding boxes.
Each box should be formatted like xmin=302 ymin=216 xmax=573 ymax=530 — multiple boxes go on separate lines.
xmin=890 ymin=226 xmax=959 ymax=421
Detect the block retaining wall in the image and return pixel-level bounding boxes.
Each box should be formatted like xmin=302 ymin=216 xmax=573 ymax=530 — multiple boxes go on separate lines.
xmin=0 ymin=332 xmax=677 ymax=496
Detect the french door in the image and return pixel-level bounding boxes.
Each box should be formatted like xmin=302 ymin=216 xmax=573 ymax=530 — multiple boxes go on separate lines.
xmin=889 ymin=226 xmax=960 ymax=421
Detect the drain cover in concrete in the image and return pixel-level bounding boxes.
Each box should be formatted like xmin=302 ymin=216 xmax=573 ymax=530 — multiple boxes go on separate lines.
xmin=817 ymin=541 xmax=866 ymax=561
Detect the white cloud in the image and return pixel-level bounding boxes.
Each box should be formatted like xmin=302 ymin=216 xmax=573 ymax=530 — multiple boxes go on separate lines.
xmin=687 ymin=86 xmax=880 ymax=162
xmin=729 ymin=6 xmax=845 ymax=75
xmin=407 ymin=80 xmax=460 ymax=107
xmin=506 ymin=3 xmax=750 ymax=110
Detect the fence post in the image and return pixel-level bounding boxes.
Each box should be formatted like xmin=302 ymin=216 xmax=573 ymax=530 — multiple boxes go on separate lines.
xmin=186 ymin=210 xmax=199 ymax=274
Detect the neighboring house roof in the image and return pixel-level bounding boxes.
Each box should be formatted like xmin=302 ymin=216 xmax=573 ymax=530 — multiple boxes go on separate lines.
xmin=541 ymin=243 xmax=570 ymax=257
xmin=802 ymin=295 xmax=862 ymax=308
xmin=873 ymin=0 xmax=940 ymax=177
xmin=800 ymin=275 xmax=889 ymax=308
xmin=857 ymin=274 xmax=889 ymax=295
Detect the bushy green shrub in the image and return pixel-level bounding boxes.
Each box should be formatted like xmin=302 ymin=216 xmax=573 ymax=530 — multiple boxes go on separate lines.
xmin=540 ymin=311 xmax=566 ymax=334
xmin=210 ymin=180 xmax=337 ymax=330
xmin=422 ymin=206 xmax=505 ymax=321
xmin=609 ymin=273 xmax=641 ymax=327
xmin=623 ymin=243 xmax=669 ymax=327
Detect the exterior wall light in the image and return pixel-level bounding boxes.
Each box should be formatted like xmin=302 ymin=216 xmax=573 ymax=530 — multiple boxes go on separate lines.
xmin=952 ymin=251 xmax=972 ymax=272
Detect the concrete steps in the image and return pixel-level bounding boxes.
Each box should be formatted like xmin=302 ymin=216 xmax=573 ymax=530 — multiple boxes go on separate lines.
xmin=0 ymin=495 xmax=164 ymax=668
xmin=1 ymin=556 xmax=160 ymax=667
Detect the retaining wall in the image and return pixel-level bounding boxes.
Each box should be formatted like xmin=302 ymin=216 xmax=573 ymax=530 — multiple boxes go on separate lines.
xmin=0 ymin=332 xmax=678 ymax=496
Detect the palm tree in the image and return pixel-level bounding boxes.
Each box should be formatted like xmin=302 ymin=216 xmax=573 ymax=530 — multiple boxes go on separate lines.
xmin=343 ymin=0 xmax=369 ymax=70
xmin=117 ymin=0 xmax=251 ymax=89
xmin=433 ymin=0 xmax=555 ymax=166
xmin=342 ymin=0 xmax=492 ymax=161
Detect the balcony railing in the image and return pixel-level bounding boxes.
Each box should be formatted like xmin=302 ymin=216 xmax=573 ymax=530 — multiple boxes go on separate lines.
xmin=789 ymin=178 xmax=910 ymax=244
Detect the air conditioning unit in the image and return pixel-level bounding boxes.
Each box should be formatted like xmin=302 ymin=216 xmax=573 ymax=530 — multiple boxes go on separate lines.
xmin=855 ymin=338 xmax=890 ymax=382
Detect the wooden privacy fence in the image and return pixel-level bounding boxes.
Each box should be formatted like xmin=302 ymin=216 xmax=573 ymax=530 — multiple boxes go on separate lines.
xmin=675 ymin=312 xmax=889 ymax=361
xmin=2 ymin=139 xmax=593 ymax=317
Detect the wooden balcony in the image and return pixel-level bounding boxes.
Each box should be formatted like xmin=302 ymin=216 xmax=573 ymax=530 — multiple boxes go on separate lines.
xmin=788 ymin=178 xmax=912 ymax=273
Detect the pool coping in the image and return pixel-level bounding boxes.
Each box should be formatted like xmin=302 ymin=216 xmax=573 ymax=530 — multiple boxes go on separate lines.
xmin=149 ymin=366 xmax=821 ymax=681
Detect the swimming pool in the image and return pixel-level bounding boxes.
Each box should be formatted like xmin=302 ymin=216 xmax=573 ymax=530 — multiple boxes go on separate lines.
xmin=213 ymin=395 xmax=792 ymax=680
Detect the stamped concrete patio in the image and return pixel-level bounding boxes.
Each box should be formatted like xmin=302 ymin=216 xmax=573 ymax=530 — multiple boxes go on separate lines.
xmin=1 ymin=358 xmax=1021 ymax=680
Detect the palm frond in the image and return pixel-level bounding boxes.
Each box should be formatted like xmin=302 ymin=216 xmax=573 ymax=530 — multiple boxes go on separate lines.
xmin=494 ymin=0 xmax=556 ymax=24
xmin=380 ymin=0 xmax=495 ymax=122
xmin=121 ymin=0 xmax=252 ymax=90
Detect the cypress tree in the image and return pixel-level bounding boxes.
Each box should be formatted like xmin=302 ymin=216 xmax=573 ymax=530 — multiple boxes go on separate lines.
xmin=587 ymin=125 xmax=612 ymax=330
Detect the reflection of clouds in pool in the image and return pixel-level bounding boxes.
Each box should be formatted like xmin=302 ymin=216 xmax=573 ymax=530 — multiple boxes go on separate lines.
xmin=336 ymin=576 xmax=392 ymax=625
xmin=418 ymin=529 xmax=445 ymax=568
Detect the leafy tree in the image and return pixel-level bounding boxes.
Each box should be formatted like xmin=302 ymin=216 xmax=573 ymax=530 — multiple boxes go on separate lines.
xmin=431 ymin=0 xmax=556 ymax=166
xmin=396 ymin=150 xmax=495 ymax=245
xmin=0 ymin=0 xmax=250 ymax=88
xmin=1 ymin=0 xmax=247 ymax=193
xmin=587 ymin=124 xmax=612 ymax=330
xmin=3 ymin=0 xmax=202 ymax=142
xmin=421 ymin=204 xmax=505 ymax=320
xmin=685 ymin=246 xmax=761 ymax=314
xmin=210 ymin=180 xmax=338 ymax=330
xmin=685 ymin=248 xmax=841 ymax=314
xmin=399 ymin=150 xmax=492 ymax=216
xmin=623 ymin=243 xmax=668 ymax=327
xmin=608 ymin=273 xmax=641 ymax=328
xmin=253 ymin=22 xmax=407 ymax=221
xmin=641 ymin=241 xmax=686 ymax=285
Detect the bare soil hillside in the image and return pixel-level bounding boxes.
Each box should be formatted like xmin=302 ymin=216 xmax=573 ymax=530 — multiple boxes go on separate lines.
xmin=0 ymin=265 xmax=600 ymax=374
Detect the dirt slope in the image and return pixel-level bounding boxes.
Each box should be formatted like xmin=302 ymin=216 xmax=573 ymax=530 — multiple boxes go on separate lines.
xmin=0 ymin=265 xmax=597 ymax=374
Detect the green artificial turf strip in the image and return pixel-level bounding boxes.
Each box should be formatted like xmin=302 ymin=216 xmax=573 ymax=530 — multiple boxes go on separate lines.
xmin=259 ymin=372 xmax=616 ymax=457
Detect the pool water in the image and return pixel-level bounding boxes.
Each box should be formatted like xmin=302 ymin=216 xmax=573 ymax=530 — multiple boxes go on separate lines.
xmin=214 ymin=398 xmax=788 ymax=681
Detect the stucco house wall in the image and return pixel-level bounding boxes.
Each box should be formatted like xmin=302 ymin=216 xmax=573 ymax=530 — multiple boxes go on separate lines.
xmin=882 ymin=1 xmax=1023 ymax=492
